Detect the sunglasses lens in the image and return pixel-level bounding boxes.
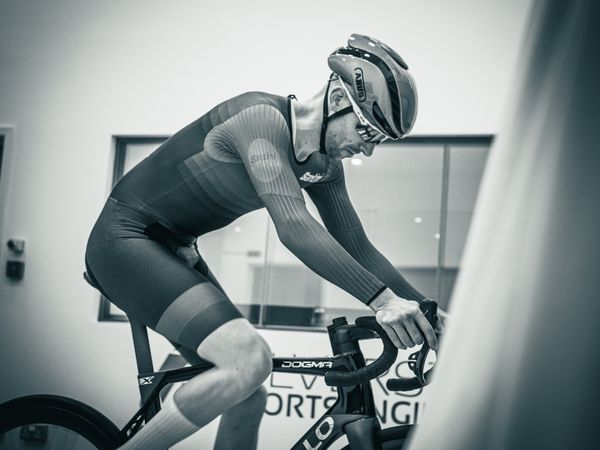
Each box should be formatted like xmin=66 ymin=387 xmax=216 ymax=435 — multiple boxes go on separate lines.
xmin=357 ymin=124 xmax=385 ymax=144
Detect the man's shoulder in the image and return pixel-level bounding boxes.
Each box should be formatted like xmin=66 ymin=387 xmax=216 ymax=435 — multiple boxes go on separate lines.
xmin=208 ymin=91 xmax=290 ymax=132
xmin=225 ymin=91 xmax=288 ymax=115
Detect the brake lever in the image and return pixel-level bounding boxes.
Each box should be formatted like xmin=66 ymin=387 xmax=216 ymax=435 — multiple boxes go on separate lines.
xmin=407 ymin=347 xmax=429 ymax=385
xmin=407 ymin=300 xmax=439 ymax=385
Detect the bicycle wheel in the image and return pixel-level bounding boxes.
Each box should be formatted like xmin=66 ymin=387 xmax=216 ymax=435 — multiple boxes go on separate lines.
xmin=0 ymin=395 xmax=120 ymax=450
xmin=340 ymin=425 xmax=413 ymax=449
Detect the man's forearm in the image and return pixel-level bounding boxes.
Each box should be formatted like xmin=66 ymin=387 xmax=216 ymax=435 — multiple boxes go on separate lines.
xmin=272 ymin=210 xmax=387 ymax=305
xmin=332 ymin=227 xmax=426 ymax=301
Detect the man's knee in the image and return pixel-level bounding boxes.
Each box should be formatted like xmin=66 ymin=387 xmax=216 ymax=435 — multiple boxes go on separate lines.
xmin=241 ymin=338 xmax=273 ymax=382
xmin=197 ymin=318 xmax=272 ymax=390
xmin=222 ymin=338 xmax=271 ymax=398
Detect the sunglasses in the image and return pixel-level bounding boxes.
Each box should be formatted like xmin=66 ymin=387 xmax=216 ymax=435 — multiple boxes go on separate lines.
xmin=338 ymin=80 xmax=391 ymax=144
xmin=356 ymin=123 xmax=388 ymax=144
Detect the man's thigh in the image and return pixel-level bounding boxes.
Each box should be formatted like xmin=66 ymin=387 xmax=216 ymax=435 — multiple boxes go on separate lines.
xmin=88 ymin=229 xmax=243 ymax=352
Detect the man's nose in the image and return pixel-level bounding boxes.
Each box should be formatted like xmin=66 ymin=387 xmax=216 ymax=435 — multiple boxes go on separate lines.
xmin=360 ymin=143 xmax=376 ymax=156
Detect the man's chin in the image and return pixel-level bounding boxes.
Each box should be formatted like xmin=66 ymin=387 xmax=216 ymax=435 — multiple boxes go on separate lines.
xmin=336 ymin=149 xmax=353 ymax=160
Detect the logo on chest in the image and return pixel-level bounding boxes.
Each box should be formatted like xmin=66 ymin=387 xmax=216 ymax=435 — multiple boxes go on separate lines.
xmin=299 ymin=171 xmax=325 ymax=183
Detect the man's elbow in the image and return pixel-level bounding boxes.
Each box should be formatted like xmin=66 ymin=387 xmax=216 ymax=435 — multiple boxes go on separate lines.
xmin=275 ymin=221 xmax=305 ymax=252
xmin=277 ymin=228 xmax=297 ymax=251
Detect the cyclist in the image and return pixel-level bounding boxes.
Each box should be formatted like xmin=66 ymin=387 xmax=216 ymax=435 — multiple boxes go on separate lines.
xmin=85 ymin=34 xmax=438 ymax=449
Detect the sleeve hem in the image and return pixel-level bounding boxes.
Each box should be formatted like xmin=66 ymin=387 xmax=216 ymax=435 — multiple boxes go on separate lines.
xmin=365 ymin=285 xmax=388 ymax=306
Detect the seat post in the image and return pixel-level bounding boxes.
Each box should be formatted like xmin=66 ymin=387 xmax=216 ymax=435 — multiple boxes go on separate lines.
xmin=129 ymin=319 xmax=154 ymax=375
xmin=84 ymin=271 xmax=159 ymax=411
xmin=129 ymin=319 xmax=162 ymax=418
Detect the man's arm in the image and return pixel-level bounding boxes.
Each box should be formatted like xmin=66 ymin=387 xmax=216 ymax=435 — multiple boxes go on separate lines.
xmin=224 ymin=103 xmax=436 ymax=349
xmin=224 ymin=104 xmax=387 ymax=305
xmin=305 ymin=165 xmax=426 ymax=303
xmin=306 ymin=167 xmax=439 ymax=349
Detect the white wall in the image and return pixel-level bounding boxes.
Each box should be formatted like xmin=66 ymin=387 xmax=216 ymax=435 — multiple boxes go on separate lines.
xmin=0 ymin=0 xmax=532 ymax=447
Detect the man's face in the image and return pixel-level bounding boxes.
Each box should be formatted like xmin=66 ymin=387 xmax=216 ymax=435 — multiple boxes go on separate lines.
xmin=326 ymin=112 xmax=377 ymax=160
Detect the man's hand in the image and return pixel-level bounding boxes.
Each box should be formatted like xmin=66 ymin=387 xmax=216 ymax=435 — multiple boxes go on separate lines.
xmin=370 ymin=288 xmax=438 ymax=350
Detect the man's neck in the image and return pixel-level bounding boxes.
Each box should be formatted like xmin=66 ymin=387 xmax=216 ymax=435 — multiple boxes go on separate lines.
xmin=292 ymin=83 xmax=328 ymax=162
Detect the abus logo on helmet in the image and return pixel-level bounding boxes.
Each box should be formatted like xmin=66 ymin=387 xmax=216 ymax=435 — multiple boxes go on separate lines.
xmin=354 ymin=68 xmax=366 ymax=102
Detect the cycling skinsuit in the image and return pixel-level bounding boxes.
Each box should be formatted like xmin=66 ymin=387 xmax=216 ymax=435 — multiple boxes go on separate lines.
xmin=85 ymin=92 xmax=424 ymax=353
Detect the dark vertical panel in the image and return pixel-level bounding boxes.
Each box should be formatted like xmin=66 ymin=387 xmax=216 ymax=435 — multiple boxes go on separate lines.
xmin=0 ymin=135 xmax=5 ymax=185
xmin=436 ymin=145 xmax=451 ymax=300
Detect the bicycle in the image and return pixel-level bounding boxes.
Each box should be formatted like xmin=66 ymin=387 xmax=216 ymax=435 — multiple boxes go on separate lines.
xmin=0 ymin=272 xmax=439 ymax=449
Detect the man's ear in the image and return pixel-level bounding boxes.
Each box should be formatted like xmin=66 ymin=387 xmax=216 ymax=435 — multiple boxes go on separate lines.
xmin=329 ymin=87 xmax=346 ymax=112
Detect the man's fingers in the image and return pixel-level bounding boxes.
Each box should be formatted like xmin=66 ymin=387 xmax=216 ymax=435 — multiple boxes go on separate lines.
xmin=404 ymin=320 xmax=425 ymax=346
xmin=415 ymin=312 xmax=438 ymax=350
xmin=376 ymin=302 xmax=440 ymax=350
xmin=392 ymin=323 xmax=415 ymax=348
xmin=380 ymin=323 xmax=406 ymax=349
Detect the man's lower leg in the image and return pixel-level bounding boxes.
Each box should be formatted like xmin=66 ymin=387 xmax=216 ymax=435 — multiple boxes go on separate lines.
xmin=119 ymin=367 xmax=259 ymax=449
xmin=213 ymin=385 xmax=268 ymax=450
xmin=119 ymin=319 xmax=272 ymax=450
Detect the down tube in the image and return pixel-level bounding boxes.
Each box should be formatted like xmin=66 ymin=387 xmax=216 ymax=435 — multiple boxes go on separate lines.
xmin=290 ymin=403 xmax=376 ymax=449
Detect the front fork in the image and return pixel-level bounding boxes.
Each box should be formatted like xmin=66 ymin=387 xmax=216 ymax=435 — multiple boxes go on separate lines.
xmin=345 ymin=417 xmax=381 ymax=450
xmin=290 ymin=410 xmax=380 ymax=450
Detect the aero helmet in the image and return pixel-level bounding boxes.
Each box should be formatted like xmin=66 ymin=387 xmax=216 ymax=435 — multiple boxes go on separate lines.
xmin=328 ymin=34 xmax=418 ymax=140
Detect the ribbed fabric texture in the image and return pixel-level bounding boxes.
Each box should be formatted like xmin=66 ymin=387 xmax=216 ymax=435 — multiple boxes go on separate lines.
xmin=227 ymin=104 xmax=388 ymax=304
xmin=119 ymin=398 xmax=199 ymax=449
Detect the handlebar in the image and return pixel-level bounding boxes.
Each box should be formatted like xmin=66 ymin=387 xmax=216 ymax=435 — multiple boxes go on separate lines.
xmin=324 ymin=299 xmax=440 ymax=390
xmin=324 ymin=316 xmax=398 ymax=387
